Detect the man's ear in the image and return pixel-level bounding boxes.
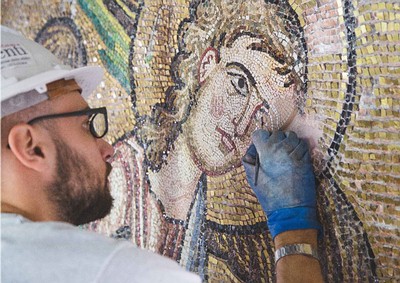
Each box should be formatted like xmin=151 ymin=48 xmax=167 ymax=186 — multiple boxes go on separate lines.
xmin=7 ymin=124 xmax=48 ymax=172
xmin=198 ymin=47 xmax=219 ymax=85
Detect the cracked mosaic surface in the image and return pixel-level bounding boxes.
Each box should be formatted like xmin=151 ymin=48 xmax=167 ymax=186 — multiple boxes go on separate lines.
xmin=2 ymin=0 xmax=399 ymax=281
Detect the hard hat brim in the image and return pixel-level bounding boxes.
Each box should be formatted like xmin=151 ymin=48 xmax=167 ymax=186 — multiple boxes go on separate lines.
xmin=1 ymin=65 xmax=104 ymax=102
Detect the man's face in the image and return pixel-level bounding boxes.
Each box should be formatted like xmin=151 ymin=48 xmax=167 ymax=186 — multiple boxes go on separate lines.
xmin=186 ymin=34 xmax=297 ymax=174
xmin=44 ymin=93 xmax=114 ymax=225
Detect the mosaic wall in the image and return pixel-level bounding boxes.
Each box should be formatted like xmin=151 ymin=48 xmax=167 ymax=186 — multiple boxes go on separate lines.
xmin=2 ymin=0 xmax=399 ymax=282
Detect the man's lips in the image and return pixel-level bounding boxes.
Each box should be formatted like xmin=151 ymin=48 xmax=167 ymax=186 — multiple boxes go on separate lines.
xmin=216 ymin=127 xmax=236 ymax=153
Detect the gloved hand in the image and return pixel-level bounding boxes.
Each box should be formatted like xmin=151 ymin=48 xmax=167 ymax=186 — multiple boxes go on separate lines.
xmin=242 ymin=130 xmax=321 ymax=239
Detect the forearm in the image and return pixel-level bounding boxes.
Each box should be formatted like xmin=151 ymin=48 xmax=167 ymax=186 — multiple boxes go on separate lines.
xmin=274 ymin=229 xmax=323 ymax=283
xmin=242 ymin=131 xmax=323 ymax=282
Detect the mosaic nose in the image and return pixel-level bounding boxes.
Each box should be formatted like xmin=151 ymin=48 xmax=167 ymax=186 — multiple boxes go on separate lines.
xmin=232 ymin=99 xmax=271 ymax=138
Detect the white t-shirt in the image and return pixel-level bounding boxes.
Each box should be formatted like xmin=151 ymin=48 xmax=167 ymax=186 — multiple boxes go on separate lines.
xmin=1 ymin=213 xmax=201 ymax=283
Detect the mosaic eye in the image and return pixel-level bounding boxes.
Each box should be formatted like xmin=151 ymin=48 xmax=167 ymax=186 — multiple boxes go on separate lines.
xmin=228 ymin=72 xmax=250 ymax=97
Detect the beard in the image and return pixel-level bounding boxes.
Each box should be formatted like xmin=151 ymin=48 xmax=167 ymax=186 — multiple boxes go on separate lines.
xmin=46 ymin=138 xmax=114 ymax=226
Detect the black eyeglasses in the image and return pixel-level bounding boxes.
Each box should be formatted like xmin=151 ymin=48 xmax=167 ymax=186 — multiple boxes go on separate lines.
xmin=27 ymin=107 xmax=109 ymax=138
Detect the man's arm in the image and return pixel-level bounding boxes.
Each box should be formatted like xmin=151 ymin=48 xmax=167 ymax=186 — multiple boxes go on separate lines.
xmin=274 ymin=229 xmax=323 ymax=283
xmin=242 ymin=130 xmax=323 ymax=283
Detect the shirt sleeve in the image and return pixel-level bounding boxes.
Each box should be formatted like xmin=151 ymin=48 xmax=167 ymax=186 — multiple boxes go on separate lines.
xmin=96 ymin=242 xmax=201 ymax=283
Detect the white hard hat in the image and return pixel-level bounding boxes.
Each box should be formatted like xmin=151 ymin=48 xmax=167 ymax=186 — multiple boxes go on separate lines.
xmin=1 ymin=25 xmax=103 ymax=117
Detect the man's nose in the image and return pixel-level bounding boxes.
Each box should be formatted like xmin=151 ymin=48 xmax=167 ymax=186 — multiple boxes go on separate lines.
xmin=97 ymin=138 xmax=114 ymax=162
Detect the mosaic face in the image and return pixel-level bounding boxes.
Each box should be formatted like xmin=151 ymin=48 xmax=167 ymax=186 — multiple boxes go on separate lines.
xmin=186 ymin=34 xmax=298 ymax=174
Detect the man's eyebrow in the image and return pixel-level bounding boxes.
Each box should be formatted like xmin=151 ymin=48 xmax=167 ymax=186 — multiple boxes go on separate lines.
xmin=226 ymin=62 xmax=257 ymax=87
xmin=77 ymin=107 xmax=91 ymax=114
xmin=74 ymin=107 xmax=92 ymax=120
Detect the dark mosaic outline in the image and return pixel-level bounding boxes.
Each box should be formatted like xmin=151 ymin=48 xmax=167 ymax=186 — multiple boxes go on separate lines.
xmin=35 ymin=17 xmax=88 ymax=68
xmin=318 ymin=0 xmax=378 ymax=281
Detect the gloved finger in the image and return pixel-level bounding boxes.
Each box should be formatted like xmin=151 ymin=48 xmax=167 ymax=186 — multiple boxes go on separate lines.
xmin=301 ymin=148 xmax=312 ymax=163
xmin=242 ymin=144 xmax=257 ymax=165
xmin=289 ymin=139 xmax=309 ymax=161
xmin=252 ymin=129 xmax=271 ymax=152
xmin=242 ymin=158 xmax=256 ymax=186
xmin=282 ymin=131 xmax=300 ymax=153
xmin=268 ymin=131 xmax=286 ymax=144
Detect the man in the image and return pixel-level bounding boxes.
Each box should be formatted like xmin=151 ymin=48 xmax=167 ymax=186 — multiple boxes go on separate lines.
xmin=1 ymin=25 xmax=200 ymax=283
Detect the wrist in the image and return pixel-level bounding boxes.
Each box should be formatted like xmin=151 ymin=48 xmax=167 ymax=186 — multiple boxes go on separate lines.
xmin=274 ymin=229 xmax=318 ymax=249
xmin=274 ymin=243 xmax=319 ymax=264
xmin=274 ymin=230 xmax=324 ymax=283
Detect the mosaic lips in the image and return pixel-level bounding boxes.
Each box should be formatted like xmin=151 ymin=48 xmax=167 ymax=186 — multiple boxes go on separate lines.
xmin=216 ymin=101 xmax=270 ymax=155
xmin=216 ymin=126 xmax=237 ymax=154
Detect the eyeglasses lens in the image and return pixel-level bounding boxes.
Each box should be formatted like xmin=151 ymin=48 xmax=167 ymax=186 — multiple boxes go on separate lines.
xmin=91 ymin=113 xmax=107 ymax=138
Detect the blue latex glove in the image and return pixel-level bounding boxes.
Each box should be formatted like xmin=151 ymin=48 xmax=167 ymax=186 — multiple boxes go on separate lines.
xmin=242 ymin=130 xmax=321 ymax=239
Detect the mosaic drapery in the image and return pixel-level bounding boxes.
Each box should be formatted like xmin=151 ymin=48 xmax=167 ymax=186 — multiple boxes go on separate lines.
xmin=2 ymin=0 xmax=399 ymax=282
